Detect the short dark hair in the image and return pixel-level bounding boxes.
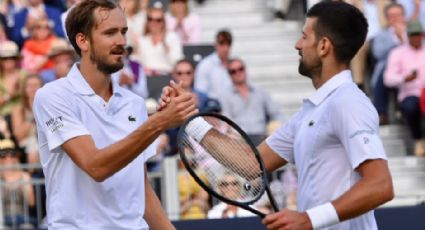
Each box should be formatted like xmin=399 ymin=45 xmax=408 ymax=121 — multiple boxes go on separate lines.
xmin=174 ymin=59 xmax=194 ymax=70
xmin=216 ymin=29 xmax=232 ymax=46
xmin=65 ymin=0 xmax=119 ymax=56
xmin=307 ymin=1 xmax=368 ymax=64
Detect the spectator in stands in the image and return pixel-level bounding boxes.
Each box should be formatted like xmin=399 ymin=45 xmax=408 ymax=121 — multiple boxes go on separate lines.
xmin=134 ymin=6 xmax=183 ymax=76
xmin=0 ymin=138 xmax=36 ymax=229
xmin=39 ymin=38 xmax=75 ymax=84
xmin=0 ymin=40 xmax=27 ymax=116
xmin=21 ymin=16 xmax=57 ymax=74
xmin=219 ymin=58 xmax=282 ymax=145
xmin=118 ymin=0 xmax=146 ymax=50
xmin=11 ymin=74 xmax=43 ymax=168
xmin=345 ymin=0 xmax=391 ymax=91
xmin=166 ymin=0 xmax=201 ymax=45
xmin=371 ymin=3 xmax=407 ymax=124
xmin=272 ymin=0 xmax=292 ymax=20
xmin=0 ymin=13 xmax=10 ymax=41
xmin=178 ymin=158 xmax=210 ymax=219
xmin=194 ymin=29 xmax=233 ymax=99
xmin=384 ymin=20 xmax=425 ymax=157
xmin=112 ymin=46 xmax=149 ymax=98
xmin=207 ymin=172 xmax=255 ymax=219
xmin=11 ymin=0 xmax=65 ymax=47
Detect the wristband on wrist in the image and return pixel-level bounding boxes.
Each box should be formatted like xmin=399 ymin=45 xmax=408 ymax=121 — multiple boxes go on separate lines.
xmin=185 ymin=117 xmax=213 ymax=142
xmin=306 ymin=202 xmax=339 ymax=229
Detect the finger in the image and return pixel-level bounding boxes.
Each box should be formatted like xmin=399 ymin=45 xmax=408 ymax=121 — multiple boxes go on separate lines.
xmin=170 ymin=80 xmax=185 ymax=96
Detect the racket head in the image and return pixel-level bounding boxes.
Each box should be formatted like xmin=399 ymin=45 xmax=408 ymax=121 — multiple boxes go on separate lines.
xmin=177 ymin=112 xmax=270 ymax=209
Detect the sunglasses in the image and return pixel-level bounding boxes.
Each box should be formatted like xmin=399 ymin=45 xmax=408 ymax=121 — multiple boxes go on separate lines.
xmin=219 ymin=181 xmax=240 ymax=187
xmin=217 ymin=40 xmax=230 ymax=46
xmin=171 ymin=0 xmax=187 ymax=3
xmin=147 ymin=17 xmax=164 ymax=23
xmin=34 ymin=25 xmax=50 ymax=30
xmin=175 ymin=70 xmax=193 ymax=76
xmin=229 ymin=66 xmax=245 ymax=75
xmin=0 ymin=151 xmax=16 ymax=158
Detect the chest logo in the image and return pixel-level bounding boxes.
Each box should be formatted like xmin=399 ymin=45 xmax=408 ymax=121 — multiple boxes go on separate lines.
xmin=128 ymin=115 xmax=136 ymax=122
xmin=308 ymin=120 xmax=314 ymax=127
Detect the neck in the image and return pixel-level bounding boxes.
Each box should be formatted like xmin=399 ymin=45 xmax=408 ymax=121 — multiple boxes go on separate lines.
xmin=79 ymin=58 xmax=113 ymax=101
xmin=311 ymin=61 xmax=348 ymax=89
xmin=235 ymin=83 xmax=249 ymax=98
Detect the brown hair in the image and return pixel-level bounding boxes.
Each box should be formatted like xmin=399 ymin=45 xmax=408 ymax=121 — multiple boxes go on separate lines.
xmin=65 ymin=0 xmax=120 ymax=56
xmin=143 ymin=7 xmax=166 ymax=36
xmin=216 ymin=29 xmax=232 ymax=46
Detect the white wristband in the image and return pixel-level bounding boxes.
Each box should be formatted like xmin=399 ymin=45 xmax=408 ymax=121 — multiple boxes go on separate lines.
xmin=185 ymin=117 xmax=213 ymax=142
xmin=306 ymin=202 xmax=340 ymax=229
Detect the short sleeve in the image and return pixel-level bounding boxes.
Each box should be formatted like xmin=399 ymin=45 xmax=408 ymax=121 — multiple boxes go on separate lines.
xmin=332 ymin=97 xmax=387 ymax=169
xmin=33 ymin=87 xmax=90 ymax=151
xmin=265 ymin=111 xmax=302 ymax=164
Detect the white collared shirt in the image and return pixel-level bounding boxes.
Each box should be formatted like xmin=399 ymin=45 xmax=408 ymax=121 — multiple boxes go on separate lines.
xmin=266 ymin=70 xmax=386 ymax=229
xmin=33 ymin=64 xmax=154 ymax=229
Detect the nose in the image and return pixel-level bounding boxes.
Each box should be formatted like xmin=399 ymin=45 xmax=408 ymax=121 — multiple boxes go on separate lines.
xmin=294 ymin=37 xmax=302 ymax=51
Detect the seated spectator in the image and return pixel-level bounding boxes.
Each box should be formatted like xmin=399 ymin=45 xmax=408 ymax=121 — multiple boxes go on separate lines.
xmin=11 ymin=0 xmax=64 ymax=47
xmin=112 ymin=46 xmax=149 ymax=98
xmin=0 ymin=40 xmax=27 ymax=116
xmin=39 ymin=38 xmax=75 ymax=84
xmin=0 ymin=139 xmax=36 ymax=228
xmin=134 ymin=6 xmax=183 ymax=75
xmin=178 ymin=158 xmax=210 ymax=219
xmin=384 ymin=20 xmax=425 ymax=156
xmin=219 ymin=58 xmax=283 ymax=145
xmin=207 ymin=172 xmax=255 ymax=219
xmin=371 ymin=3 xmax=407 ymax=124
xmin=166 ymin=0 xmax=201 ymax=45
xmin=118 ymin=0 xmax=146 ymax=50
xmin=11 ymin=74 xmax=44 ymax=168
xmin=194 ymin=29 xmax=233 ymax=99
xmin=21 ymin=16 xmax=57 ymax=74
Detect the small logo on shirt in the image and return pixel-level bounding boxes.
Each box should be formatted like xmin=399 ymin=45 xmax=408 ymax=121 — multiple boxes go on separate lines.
xmin=45 ymin=116 xmax=64 ymax=133
xmin=308 ymin=120 xmax=314 ymax=127
xmin=363 ymin=137 xmax=370 ymax=144
xmin=128 ymin=115 xmax=136 ymax=122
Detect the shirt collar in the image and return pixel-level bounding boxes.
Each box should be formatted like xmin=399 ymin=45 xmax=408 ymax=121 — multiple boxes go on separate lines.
xmin=67 ymin=63 xmax=124 ymax=97
xmin=307 ymin=70 xmax=352 ymax=106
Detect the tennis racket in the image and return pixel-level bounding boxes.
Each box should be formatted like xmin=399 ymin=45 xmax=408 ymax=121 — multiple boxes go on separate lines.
xmin=177 ymin=112 xmax=279 ymax=218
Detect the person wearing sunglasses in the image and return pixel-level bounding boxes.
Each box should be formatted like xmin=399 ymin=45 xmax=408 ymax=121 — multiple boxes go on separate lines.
xmin=166 ymin=0 xmax=201 ymax=45
xmin=0 ymin=139 xmax=36 ymax=229
xmin=194 ymin=29 xmax=233 ymax=99
xmin=135 ymin=6 xmax=183 ymax=76
xmin=219 ymin=58 xmax=283 ymax=145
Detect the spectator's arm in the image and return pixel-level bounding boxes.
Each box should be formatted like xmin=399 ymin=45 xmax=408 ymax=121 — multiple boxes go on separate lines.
xmin=383 ymin=49 xmax=407 ymax=87
xmin=371 ymin=31 xmax=398 ymax=61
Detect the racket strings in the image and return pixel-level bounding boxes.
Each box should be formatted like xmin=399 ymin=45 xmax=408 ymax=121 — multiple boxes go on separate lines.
xmin=180 ymin=116 xmax=265 ymax=204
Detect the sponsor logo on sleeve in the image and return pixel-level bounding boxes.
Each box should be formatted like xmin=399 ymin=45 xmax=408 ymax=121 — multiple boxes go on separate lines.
xmin=45 ymin=116 xmax=64 ymax=133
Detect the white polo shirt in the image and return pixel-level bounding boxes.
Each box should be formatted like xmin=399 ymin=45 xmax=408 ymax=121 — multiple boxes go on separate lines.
xmin=266 ymin=70 xmax=386 ymax=230
xmin=33 ymin=64 xmax=155 ymax=230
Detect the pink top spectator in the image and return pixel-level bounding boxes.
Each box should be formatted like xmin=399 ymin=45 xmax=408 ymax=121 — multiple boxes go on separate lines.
xmin=384 ymin=44 xmax=425 ymax=102
xmin=166 ymin=13 xmax=201 ymax=45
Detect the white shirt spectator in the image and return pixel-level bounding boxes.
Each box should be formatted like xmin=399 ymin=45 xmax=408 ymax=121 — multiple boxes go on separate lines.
xmin=266 ymin=70 xmax=387 ymax=230
xmin=194 ymin=52 xmax=232 ymax=99
xmin=136 ymin=32 xmax=183 ymax=74
xmin=33 ymin=63 xmax=155 ymax=229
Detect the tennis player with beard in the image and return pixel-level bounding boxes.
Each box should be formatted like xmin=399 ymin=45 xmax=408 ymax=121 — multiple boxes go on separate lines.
xmin=33 ymin=1 xmax=197 ymax=229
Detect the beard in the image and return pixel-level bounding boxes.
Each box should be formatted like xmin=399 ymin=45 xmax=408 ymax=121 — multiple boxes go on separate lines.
xmin=90 ymin=45 xmax=125 ymax=75
xmin=298 ymin=57 xmax=321 ymax=78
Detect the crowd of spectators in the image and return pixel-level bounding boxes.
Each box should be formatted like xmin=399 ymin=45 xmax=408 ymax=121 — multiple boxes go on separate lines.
xmin=0 ymin=0 xmax=424 ymax=227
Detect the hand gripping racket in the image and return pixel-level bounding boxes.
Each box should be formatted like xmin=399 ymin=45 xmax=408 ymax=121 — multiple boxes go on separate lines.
xmin=177 ymin=112 xmax=279 ymax=218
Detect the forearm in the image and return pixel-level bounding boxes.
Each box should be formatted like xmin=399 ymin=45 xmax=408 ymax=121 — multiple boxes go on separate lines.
xmin=144 ymin=170 xmax=175 ymax=230
xmin=87 ymin=114 xmax=168 ymax=181
xmin=332 ymin=160 xmax=394 ymax=222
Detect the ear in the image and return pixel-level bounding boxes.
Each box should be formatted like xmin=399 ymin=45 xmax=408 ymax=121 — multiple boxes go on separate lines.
xmin=75 ymin=33 xmax=89 ymax=53
xmin=317 ymin=37 xmax=332 ymax=58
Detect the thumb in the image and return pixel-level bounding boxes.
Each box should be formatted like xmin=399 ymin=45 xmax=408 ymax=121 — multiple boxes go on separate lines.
xmin=170 ymin=80 xmax=185 ymax=96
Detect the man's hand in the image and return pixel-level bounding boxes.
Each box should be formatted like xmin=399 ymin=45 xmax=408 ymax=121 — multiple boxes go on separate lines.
xmin=262 ymin=209 xmax=312 ymax=230
xmin=154 ymin=81 xmax=198 ymax=129
xmin=405 ymin=70 xmax=417 ymax=82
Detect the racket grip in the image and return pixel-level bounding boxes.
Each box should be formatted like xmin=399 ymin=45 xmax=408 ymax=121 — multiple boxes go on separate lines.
xmin=185 ymin=117 xmax=213 ymax=142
